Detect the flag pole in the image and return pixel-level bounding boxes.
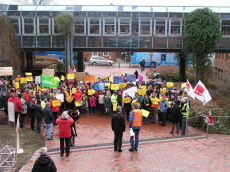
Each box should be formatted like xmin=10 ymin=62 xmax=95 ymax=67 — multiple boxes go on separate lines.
xmin=207 ymin=123 xmax=209 ymax=139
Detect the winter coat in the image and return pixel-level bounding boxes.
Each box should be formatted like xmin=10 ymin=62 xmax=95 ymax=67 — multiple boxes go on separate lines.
xmin=142 ymin=97 xmax=152 ymax=111
xmin=34 ymin=103 xmax=43 ymax=119
xmin=89 ymin=97 xmax=96 ymax=107
xmin=32 ymin=155 xmax=57 ymax=172
xmin=43 ymin=106 xmax=53 ymax=124
xmin=49 ymin=98 xmax=60 ymax=113
xmin=160 ymin=100 xmax=169 ymax=113
xmin=20 ymin=98 xmax=27 ymax=114
xmin=70 ymin=112 xmax=80 ymax=136
xmin=117 ymin=95 xmax=122 ymax=107
xmin=81 ymin=100 xmax=88 ymax=110
xmin=25 ymin=94 xmax=31 ymax=104
xmin=56 ymin=115 xmax=74 ymax=138
xmin=170 ymin=104 xmax=180 ymax=123
xmin=74 ymin=91 xmax=83 ymax=101
xmin=0 ymin=95 xmax=7 ymax=110
xmin=123 ymin=96 xmax=132 ymax=110
xmin=104 ymin=97 xmax=111 ymax=108
xmin=29 ymin=100 xmax=35 ymax=117
xmin=8 ymin=93 xmax=14 ymax=102
xmin=98 ymin=94 xmax=105 ymax=104
xmin=14 ymin=97 xmax=24 ymax=113
xmin=42 ymin=93 xmax=51 ymax=102
xmin=112 ymin=112 xmax=126 ymax=132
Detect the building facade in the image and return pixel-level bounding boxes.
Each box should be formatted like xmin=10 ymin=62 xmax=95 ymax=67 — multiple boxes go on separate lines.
xmin=214 ymin=53 xmax=230 ymax=82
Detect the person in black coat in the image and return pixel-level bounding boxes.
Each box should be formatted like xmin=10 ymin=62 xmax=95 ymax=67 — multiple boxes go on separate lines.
xmin=43 ymin=102 xmax=53 ymax=140
xmin=134 ymin=70 xmax=138 ymax=79
xmin=142 ymin=94 xmax=152 ymax=124
xmin=0 ymin=92 xmax=8 ymax=118
xmin=111 ymin=106 xmax=126 ymax=153
xmin=170 ymin=100 xmax=180 ymax=134
xmin=32 ymin=147 xmax=56 ymax=172
xmin=123 ymin=93 xmax=132 ymax=121
xmin=68 ymin=109 xmax=80 ymax=147
xmin=29 ymin=96 xmax=36 ymax=130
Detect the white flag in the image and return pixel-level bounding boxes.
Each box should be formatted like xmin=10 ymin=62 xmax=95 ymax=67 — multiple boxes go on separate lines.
xmin=205 ymin=111 xmax=214 ymax=126
xmin=185 ymin=80 xmax=195 ymax=99
xmin=193 ymin=81 xmax=212 ymax=105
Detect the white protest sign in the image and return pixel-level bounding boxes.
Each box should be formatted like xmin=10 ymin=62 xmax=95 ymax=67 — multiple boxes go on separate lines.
xmin=55 ymin=94 xmax=64 ymax=103
xmin=122 ymin=87 xmax=137 ymax=98
xmin=0 ymin=67 xmax=13 ymax=76
xmin=8 ymin=102 xmax=15 ymax=122
xmin=35 ymin=76 xmax=41 ymax=84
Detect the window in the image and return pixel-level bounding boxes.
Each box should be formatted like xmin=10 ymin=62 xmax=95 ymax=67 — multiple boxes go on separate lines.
xmin=88 ymin=18 xmax=101 ymax=35
xmin=139 ymin=18 xmax=152 ymax=36
xmin=155 ymin=19 xmax=167 ymax=36
xmin=103 ymin=52 xmax=109 ymax=56
xmin=221 ymin=20 xmax=230 ymax=36
xmin=10 ymin=18 xmax=20 ymax=34
xmin=74 ymin=18 xmax=85 ymax=35
xmin=38 ymin=18 xmax=50 ymax=34
xmin=53 ymin=18 xmax=61 ymax=34
xmin=23 ymin=18 xmax=35 ymax=35
xmin=119 ymin=18 xmax=131 ymax=35
xmin=170 ymin=19 xmax=181 ymax=36
xmin=92 ymin=52 xmax=98 ymax=56
xmin=103 ymin=18 xmax=116 ymax=35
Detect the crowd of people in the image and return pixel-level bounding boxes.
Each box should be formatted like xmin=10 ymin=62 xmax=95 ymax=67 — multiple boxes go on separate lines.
xmin=0 ymin=72 xmax=190 ymax=158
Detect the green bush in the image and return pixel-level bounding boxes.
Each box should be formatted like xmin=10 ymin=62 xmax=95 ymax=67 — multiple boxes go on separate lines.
xmin=57 ymin=63 xmax=65 ymax=72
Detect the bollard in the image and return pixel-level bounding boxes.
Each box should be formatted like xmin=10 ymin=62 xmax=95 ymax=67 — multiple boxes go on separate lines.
xmin=129 ymin=62 xmax=131 ymax=68
xmin=118 ymin=62 xmax=120 ymax=68
xmin=181 ymin=116 xmax=187 ymax=135
xmin=107 ymin=62 xmax=109 ymax=67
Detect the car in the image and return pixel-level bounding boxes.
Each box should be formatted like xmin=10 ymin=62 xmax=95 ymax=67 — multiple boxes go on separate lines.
xmin=89 ymin=56 xmax=113 ymax=66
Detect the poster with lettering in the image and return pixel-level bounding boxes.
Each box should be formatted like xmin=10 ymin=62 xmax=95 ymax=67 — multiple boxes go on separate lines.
xmin=94 ymin=82 xmax=105 ymax=90
xmin=8 ymin=102 xmax=15 ymax=123
xmin=0 ymin=67 xmax=13 ymax=76
xmin=113 ymin=76 xmax=123 ymax=84
xmin=126 ymin=75 xmax=136 ymax=82
xmin=42 ymin=69 xmax=55 ymax=77
xmin=84 ymin=75 xmax=96 ymax=83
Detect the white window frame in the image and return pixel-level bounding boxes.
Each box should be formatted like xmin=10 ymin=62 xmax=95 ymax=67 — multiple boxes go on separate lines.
xmin=88 ymin=17 xmax=101 ymax=36
xmin=22 ymin=17 xmax=36 ymax=35
xmin=103 ymin=17 xmax=116 ymax=36
xmin=92 ymin=52 xmax=98 ymax=56
xmin=169 ymin=18 xmax=182 ymax=37
xmin=9 ymin=17 xmax=21 ymax=35
xmin=139 ymin=18 xmax=152 ymax=36
xmin=103 ymin=52 xmax=109 ymax=56
xmin=118 ymin=18 xmax=132 ymax=36
xmin=221 ymin=19 xmax=230 ymax=38
xmin=52 ymin=18 xmax=61 ymax=35
xmin=37 ymin=17 xmax=51 ymax=35
xmin=154 ymin=18 xmax=167 ymax=37
xmin=73 ymin=17 xmax=86 ymax=36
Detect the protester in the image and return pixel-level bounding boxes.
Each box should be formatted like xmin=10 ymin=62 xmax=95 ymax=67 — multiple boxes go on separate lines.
xmin=68 ymin=109 xmax=80 ymax=147
xmin=50 ymin=94 xmax=60 ymax=125
xmin=29 ymin=96 xmax=36 ymax=130
xmin=111 ymin=106 xmax=126 ymax=153
xmin=34 ymin=99 xmax=43 ymax=133
xmin=170 ymin=100 xmax=180 ymax=134
xmin=160 ymin=97 xmax=169 ymax=126
xmin=98 ymin=91 xmax=105 ymax=115
xmin=14 ymin=94 xmax=24 ymax=127
xmin=74 ymin=87 xmax=83 ymax=113
xmin=104 ymin=94 xmax=111 ymax=117
xmin=142 ymin=94 xmax=152 ymax=125
xmin=123 ymin=93 xmax=132 ymax=121
xmin=139 ymin=59 xmax=145 ymax=72
xmin=0 ymin=92 xmax=8 ymax=118
xmin=56 ymin=111 xmax=74 ymax=157
xmin=89 ymin=94 xmax=97 ymax=116
xmin=81 ymin=97 xmax=88 ymax=117
xmin=43 ymin=102 xmax=53 ymax=140
xmin=32 ymin=147 xmax=57 ymax=172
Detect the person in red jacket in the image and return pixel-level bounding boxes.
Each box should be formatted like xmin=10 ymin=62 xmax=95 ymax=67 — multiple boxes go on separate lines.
xmin=14 ymin=94 xmax=24 ymax=127
xmin=74 ymin=87 xmax=83 ymax=112
xmin=49 ymin=94 xmax=60 ymax=125
xmin=8 ymin=93 xmax=14 ymax=102
xmin=56 ymin=111 xmax=74 ymax=157
xmin=26 ymin=90 xmax=32 ymax=104
xmin=89 ymin=94 xmax=97 ymax=116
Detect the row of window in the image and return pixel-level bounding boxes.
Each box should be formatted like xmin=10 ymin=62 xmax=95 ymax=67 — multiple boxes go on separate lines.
xmin=11 ymin=17 xmax=230 ymax=37
xmin=92 ymin=52 xmax=109 ymax=56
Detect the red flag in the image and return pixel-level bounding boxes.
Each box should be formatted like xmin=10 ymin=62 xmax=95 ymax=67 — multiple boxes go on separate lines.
xmin=205 ymin=111 xmax=214 ymax=126
xmin=16 ymin=115 xmax=20 ymax=132
xmin=69 ymin=67 xmax=73 ymax=74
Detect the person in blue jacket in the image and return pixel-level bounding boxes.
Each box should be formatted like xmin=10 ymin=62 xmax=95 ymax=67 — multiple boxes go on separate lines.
xmin=160 ymin=97 xmax=169 ymax=126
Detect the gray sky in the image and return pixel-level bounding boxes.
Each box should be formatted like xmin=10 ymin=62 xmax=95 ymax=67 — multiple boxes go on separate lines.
xmin=56 ymin=0 xmax=230 ymax=6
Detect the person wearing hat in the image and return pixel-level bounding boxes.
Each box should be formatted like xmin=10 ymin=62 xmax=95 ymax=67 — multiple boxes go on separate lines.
xmin=68 ymin=109 xmax=80 ymax=147
xmin=34 ymin=99 xmax=42 ymax=133
xmin=56 ymin=111 xmax=74 ymax=157
xmin=29 ymin=96 xmax=36 ymax=130
xmin=43 ymin=102 xmax=53 ymax=140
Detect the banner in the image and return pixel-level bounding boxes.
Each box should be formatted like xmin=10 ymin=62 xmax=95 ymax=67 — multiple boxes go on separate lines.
xmin=138 ymin=75 xmax=143 ymax=84
xmin=67 ymin=74 xmax=75 ymax=80
xmin=142 ymin=109 xmax=150 ymax=117
xmin=193 ymin=80 xmax=212 ymax=105
xmin=41 ymin=74 xmax=59 ymax=88
xmin=88 ymin=90 xmax=95 ymax=96
xmin=75 ymin=101 xmax=82 ymax=107
xmin=138 ymin=86 xmax=146 ymax=96
xmin=84 ymin=75 xmax=95 ymax=83
xmin=74 ymin=72 xmax=86 ymax=81
xmin=26 ymin=76 xmax=33 ymax=82
xmin=35 ymin=76 xmax=41 ymax=84
xmin=166 ymin=82 xmax=174 ymax=88
xmin=25 ymin=72 xmax=32 ymax=76
xmin=160 ymin=87 xmax=167 ymax=94
xmin=111 ymin=84 xmax=119 ymax=90
xmin=15 ymin=82 xmax=19 ymax=89
xmin=94 ymin=82 xmax=105 ymax=90
xmin=20 ymin=78 xmax=27 ymax=84
xmin=126 ymin=75 xmax=136 ymax=82
xmin=123 ymin=97 xmax=131 ymax=103
xmin=151 ymin=98 xmax=158 ymax=105
xmin=42 ymin=69 xmax=54 ymax=77
xmin=52 ymin=100 xmax=61 ymax=107
xmin=122 ymin=87 xmax=137 ymax=98
xmin=0 ymin=67 xmax=13 ymax=76
xmin=55 ymin=94 xmax=64 ymax=103
xmin=119 ymin=83 xmax=126 ymax=88
xmin=113 ymin=76 xmax=123 ymax=84
xmin=8 ymin=102 xmax=15 ymax=122
xmin=105 ymin=83 xmax=110 ymax=89
xmin=110 ymin=72 xmax=121 ymax=76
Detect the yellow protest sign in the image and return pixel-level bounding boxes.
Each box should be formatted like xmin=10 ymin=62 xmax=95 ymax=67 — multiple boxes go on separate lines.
xmin=66 ymin=97 xmax=73 ymax=103
xmin=113 ymin=102 xmax=117 ymax=111
xmin=103 ymin=77 xmax=108 ymax=80
xmin=109 ymin=77 xmax=113 ymax=83
xmin=88 ymin=90 xmax=95 ymax=96
xmin=20 ymin=78 xmax=27 ymax=84
xmin=33 ymin=91 xmax=36 ymax=95
xmin=168 ymin=101 xmax=172 ymax=108
xmin=75 ymin=101 xmax=82 ymax=107
xmin=181 ymin=83 xmax=186 ymax=89
xmin=119 ymin=83 xmax=126 ymax=88
xmin=166 ymin=82 xmax=174 ymax=88
xmin=72 ymin=88 xmax=77 ymax=94
xmin=67 ymin=74 xmax=75 ymax=80
xmin=26 ymin=76 xmax=33 ymax=82
xmin=151 ymin=98 xmax=158 ymax=105
xmin=138 ymin=86 xmax=146 ymax=96
xmin=25 ymin=72 xmax=32 ymax=76
xmin=131 ymin=100 xmax=140 ymax=108
xmin=61 ymin=75 xmax=65 ymax=81
xmin=160 ymin=88 xmax=167 ymax=94
xmin=141 ymin=109 xmax=150 ymax=117
xmin=95 ymin=77 xmax=97 ymax=82
xmin=53 ymin=100 xmax=61 ymax=107
xmin=84 ymin=75 xmax=96 ymax=83
xmin=105 ymin=83 xmax=110 ymax=89
xmin=15 ymin=82 xmax=19 ymax=89
xmin=111 ymin=84 xmax=119 ymax=90
xmin=123 ymin=97 xmax=131 ymax=103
